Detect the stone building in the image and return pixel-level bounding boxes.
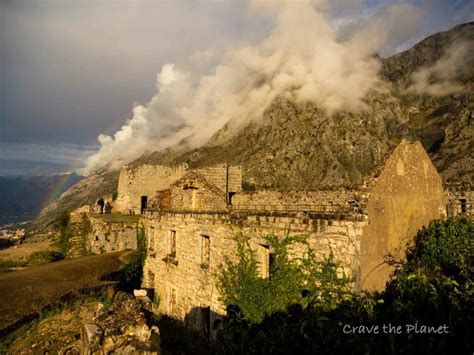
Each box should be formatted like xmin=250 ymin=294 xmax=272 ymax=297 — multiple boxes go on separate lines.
xmin=359 ymin=141 xmax=447 ymax=291
xmin=87 ymin=215 xmax=138 ymax=254
xmin=134 ymin=140 xmax=450 ymax=336
xmin=77 ymin=139 xmax=471 ymax=336
xmin=114 ymin=164 xmax=242 ymax=215
xmin=446 ymin=183 xmax=474 ymax=220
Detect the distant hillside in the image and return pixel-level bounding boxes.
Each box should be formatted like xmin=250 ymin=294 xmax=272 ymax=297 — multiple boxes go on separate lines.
xmin=0 ymin=173 xmax=83 ymax=226
xmin=34 ymin=22 xmax=473 ymax=228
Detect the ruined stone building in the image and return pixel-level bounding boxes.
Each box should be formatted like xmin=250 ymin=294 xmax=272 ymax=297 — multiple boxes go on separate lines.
xmin=81 ymin=139 xmax=472 ymax=337
xmin=114 ymin=164 xmax=242 ymax=215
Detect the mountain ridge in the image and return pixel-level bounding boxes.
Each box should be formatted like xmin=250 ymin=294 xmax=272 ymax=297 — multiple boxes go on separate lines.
xmin=33 ymin=22 xmax=473 ymax=228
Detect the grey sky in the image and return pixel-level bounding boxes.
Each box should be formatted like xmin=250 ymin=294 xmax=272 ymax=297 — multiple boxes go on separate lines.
xmin=1 ymin=0 xmax=473 ymax=175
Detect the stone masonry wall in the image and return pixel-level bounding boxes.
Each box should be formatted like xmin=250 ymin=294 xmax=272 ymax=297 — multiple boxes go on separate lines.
xmin=360 ymin=140 xmax=447 ymax=292
xmin=116 ymin=164 xmax=242 ymax=214
xmin=170 ymin=186 xmax=227 ymax=211
xmin=446 ymin=184 xmax=474 ymax=220
xmin=115 ymin=164 xmax=188 ymax=214
xmin=232 ymin=190 xmax=366 ymax=211
xmin=196 ymin=164 xmax=243 ymax=194
xmin=88 ymin=216 xmax=138 ymax=254
xmin=141 ymin=209 xmax=367 ymax=335
xmin=228 ymin=166 xmax=243 ymax=193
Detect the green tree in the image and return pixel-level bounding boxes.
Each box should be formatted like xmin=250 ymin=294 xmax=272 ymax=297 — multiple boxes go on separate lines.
xmin=117 ymin=225 xmax=148 ymax=291
xmin=53 ymin=210 xmax=71 ymax=255
xmin=216 ymin=232 xmax=352 ymax=323
xmin=215 ymin=218 xmax=474 ymax=354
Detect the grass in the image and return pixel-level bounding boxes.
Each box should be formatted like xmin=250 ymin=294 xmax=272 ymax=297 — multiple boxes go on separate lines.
xmin=0 ymin=260 xmax=26 ymax=274
xmin=27 ymin=251 xmax=64 ymax=265
xmin=0 ymin=319 xmax=38 ymax=352
xmin=0 ymin=295 xmax=112 ymax=352
xmin=91 ymin=213 xmax=141 ymax=224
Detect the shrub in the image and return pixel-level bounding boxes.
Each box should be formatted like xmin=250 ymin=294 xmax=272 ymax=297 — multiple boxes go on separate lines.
xmin=214 ymin=218 xmax=474 ymax=354
xmin=0 ymin=260 xmax=25 ymax=273
xmin=378 ymin=217 xmax=474 ymax=352
xmin=53 ymin=210 xmax=71 ymax=254
xmin=113 ymin=225 xmax=147 ymax=292
xmin=27 ymin=250 xmax=64 ymax=265
xmin=216 ymin=232 xmax=352 ymax=324
xmin=241 ymin=181 xmax=256 ymax=192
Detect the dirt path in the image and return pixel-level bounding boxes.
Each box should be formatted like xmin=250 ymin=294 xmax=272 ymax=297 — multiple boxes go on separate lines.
xmin=0 ymin=252 xmax=124 ymax=335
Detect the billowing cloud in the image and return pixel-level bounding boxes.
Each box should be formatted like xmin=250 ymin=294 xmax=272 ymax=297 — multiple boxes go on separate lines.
xmin=410 ymin=40 xmax=474 ymax=95
xmin=78 ymin=0 xmax=471 ymax=175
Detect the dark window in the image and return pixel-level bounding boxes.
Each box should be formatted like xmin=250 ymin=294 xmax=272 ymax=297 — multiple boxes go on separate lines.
xmin=141 ymin=196 xmax=148 ymax=214
xmin=269 ymin=252 xmax=276 ymax=279
xmin=459 ymin=199 xmax=467 ymax=213
xmin=227 ymin=192 xmax=236 ymax=205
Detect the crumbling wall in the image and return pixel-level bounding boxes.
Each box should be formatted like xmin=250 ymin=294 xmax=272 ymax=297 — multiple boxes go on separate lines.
xmin=446 ymin=184 xmax=473 ymax=220
xmin=141 ymin=209 xmax=367 ymax=334
xmin=232 ymin=190 xmax=366 ymax=211
xmin=360 ymin=140 xmax=447 ymax=292
xmin=115 ymin=164 xmax=188 ymax=214
xmin=170 ymin=186 xmax=227 ymax=211
xmin=167 ymin=173 xmax=228 ymax=211
xmin=195 ymin=164 xmax=242 ymax=194
xmin=88 ymin=216 xmax=138 ymax=254
xmin=115 ymin=164 xmax=242 ymax=214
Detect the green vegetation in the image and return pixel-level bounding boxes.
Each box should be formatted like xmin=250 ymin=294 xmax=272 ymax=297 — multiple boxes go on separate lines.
xmin=0 ymin=295 xmax=112 ymax=352
xmin=52 ymin=210 xmax=93 ymax=257
xmin=112 ymin=191 xmax=118 ymax=201
xmin=27 ymin=250 xmax=64 ymax=265
xmin=217 ymin=232 xmax=351 ymax=323
xmin=214 ymin=217 xmax=474 ymax=354
xmin=0 ymin=318 xmax=38 ymax=352
xmin=53 ymin=210 xmax=71 ymax=255
xmin=92 ymin=213 xmax=140 ymax=224
xmin=113 ymin=225 xmax=147 ymax=292
xmin=0 ymin=259 xmax=25 ymax=273
xmin=241 ymin=181 xmax=256 ymax=192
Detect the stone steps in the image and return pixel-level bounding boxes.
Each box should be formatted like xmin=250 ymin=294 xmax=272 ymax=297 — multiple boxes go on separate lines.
xmin=67 ymin=228 xmax=87 ymax=258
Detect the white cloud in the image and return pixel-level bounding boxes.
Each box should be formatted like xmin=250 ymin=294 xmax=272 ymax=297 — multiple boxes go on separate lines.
xmin=78 ymin=0 xmax=472 ymax=175
xmin=410 ymin=40 xmax=474 ymax=95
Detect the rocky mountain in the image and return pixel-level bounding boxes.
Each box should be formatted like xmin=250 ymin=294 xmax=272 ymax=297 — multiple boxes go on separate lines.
xmin=33 ymin=169 xmax=118 ymax=229
xmin=34 ymin=22 xmax=473 ymax=228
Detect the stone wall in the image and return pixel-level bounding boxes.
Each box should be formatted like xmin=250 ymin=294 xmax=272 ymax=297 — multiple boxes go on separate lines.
xmin=169 ymin=186 xmax=227 ymax=212
xmin=360 ymin=140 xmax=447 ymax=292
xmin=446 ymin=184 xmax=474 ymax=220
xmin=115 ymin=164 xmax=188 ymax=214
xmin=141 ymin=209 xmax=367 ymax=335
xmin=232 ymin=190 xmax=366 ymax=211
xmin=88 ymin=216 xmax=138 ymax=254
xmin=116 ymin=164 xmax=242 ymax=214
xmin=195 ymin=164 xmax=242 ymax=194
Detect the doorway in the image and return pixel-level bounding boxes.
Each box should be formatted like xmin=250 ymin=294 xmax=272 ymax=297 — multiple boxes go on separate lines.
xmin=141 ymin=196 xmax=148 ymax=214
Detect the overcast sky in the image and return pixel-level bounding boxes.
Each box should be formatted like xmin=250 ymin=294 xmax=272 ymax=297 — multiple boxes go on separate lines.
xmin=1 ymin=0 xmax=473 ymax=176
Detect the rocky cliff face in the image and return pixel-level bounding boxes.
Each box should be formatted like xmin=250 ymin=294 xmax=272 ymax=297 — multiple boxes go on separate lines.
xmin=139 ymin=22 xmax=473 ymax=190
xmin=35 ymin=22 xmax=473 ymax=227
